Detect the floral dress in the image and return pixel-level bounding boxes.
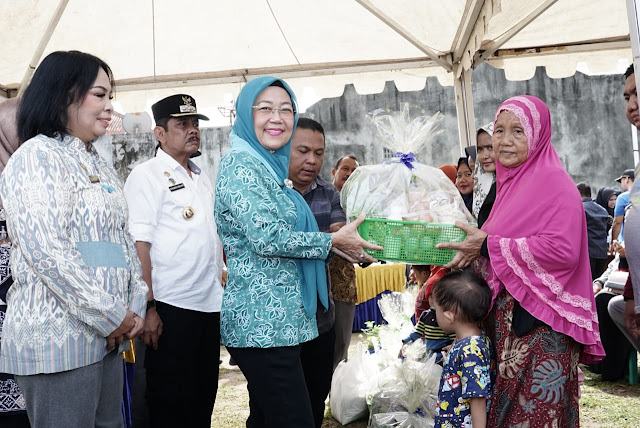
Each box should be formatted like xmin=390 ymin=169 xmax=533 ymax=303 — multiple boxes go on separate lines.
xmin=214 ymin=151 xmax=332 ymax=348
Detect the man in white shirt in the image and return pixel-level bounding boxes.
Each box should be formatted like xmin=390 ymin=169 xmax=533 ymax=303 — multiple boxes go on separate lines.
xmin=124 ymin=94 xmax=224 ymax=428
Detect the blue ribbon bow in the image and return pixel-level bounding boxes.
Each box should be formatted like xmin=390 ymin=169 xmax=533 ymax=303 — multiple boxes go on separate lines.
xmin=395 ymin=151 xmax=416 ymax=170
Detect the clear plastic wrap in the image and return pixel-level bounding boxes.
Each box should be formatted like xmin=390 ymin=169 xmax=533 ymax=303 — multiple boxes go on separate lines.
xmin=363 ymin=289 xmax=443 ymax=427
xmin=366 ymin=357 xmax=442 ymax=426
xmin=341 ymin=105 xmax=475 ymax=225
xmin=331 ymin=288 xmax=443 ymax=427
xmin=370 ymin=412 xmax=435 ymax=428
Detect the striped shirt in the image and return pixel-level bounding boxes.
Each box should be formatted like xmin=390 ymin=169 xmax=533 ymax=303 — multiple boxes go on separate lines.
xmin=301 ymin=176 xmax=346 ymax=333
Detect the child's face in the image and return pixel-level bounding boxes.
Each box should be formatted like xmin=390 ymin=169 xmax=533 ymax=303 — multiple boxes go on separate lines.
xmin=432 ymin=300 xmax=455 ymax=334
xmin=414 ymin=269 xmax=430 ymax=285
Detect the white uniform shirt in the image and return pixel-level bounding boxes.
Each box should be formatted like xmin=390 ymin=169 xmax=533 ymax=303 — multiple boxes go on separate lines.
xmin=124 ymin=149 xmax=223 ymax=312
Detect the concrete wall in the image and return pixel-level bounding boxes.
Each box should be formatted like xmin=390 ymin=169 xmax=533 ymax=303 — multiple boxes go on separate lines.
xmin=104 ymin=63 xmax=635 ymax=194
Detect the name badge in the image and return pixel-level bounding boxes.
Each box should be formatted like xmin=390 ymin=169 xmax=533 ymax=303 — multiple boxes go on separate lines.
xmin=169 ymin=183 xmax=185 ymax=192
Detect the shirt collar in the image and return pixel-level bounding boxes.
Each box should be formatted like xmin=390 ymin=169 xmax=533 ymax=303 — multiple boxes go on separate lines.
xmin=156 ymin=148 xmax=201 ymax=175
xmin=58 ymin=133 xmax=94 ymax=153
xmin=302 ymin=177 xmax=321 ymax=196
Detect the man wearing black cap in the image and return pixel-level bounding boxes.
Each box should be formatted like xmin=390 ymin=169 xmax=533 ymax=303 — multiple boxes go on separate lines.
xmin=612 ymin=168 xmax=635 ymax=242
xmin=124 ymin=94 xmax=224 ymax=427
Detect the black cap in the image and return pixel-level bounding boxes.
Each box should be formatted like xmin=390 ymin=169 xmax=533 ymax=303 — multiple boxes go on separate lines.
xmin=151 ymin=94 xmax=209 ymax=123
xmin=615 ymin=168 xmax=635 ymax=182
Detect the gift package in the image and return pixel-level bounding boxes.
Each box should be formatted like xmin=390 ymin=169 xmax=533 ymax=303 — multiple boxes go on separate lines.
xmin=341 ymin=105 xmax=474 ymax=265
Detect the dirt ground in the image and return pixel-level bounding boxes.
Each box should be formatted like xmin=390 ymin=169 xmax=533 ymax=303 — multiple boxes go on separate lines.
xmin=214 ymin=333 xmax=368 ymax=428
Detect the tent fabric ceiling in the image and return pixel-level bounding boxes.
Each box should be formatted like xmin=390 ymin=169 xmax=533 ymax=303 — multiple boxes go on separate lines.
xmin=0 ymin=0 xmax=632 ymax=126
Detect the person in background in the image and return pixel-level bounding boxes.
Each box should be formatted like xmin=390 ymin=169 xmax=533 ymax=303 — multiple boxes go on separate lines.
xmin=288 ymin=117 xmax=344 ymax=427
xmin=124 ymin=94 xmax=225 ymax=428
xmin=595 ymin=187 xmax=620 ymax=235
xmin=612 ymin=168 xmax=635 ymax=242
xmin=456 ymin=157 xmax=474 ymax=213
xmin=0 ymin=99 xmax=29 ymax=428
xmin=332 ymin=155 xmax=359 ymax=192
xmin=214 ymin=76 xmax=380 ymax=427
xmin=472 ymin=123 xmax=496 ymax=228
xmin=438 ymin=164 xmax=458 ymax=184
xmin=609 ymin=64 xmax=640 ymax=354
xmin=433 ymin=271 xmax=494 ymax=428
xmin=577 ymin=182 xmax=609 ymax=279
xmin=329 ymin=155 xmax=360 ymax=370
xmin=402 ymin=264 xmax=455 ymax=365
xmin=590 ymin=249 xmax=634 ymax=381
xmin=439 ymin=95 xmax=603 ymax=427
xmin=465 ymin=145 xmax=477 ymax=172
xmin=0 ymin=50 xmax=147 ymax=427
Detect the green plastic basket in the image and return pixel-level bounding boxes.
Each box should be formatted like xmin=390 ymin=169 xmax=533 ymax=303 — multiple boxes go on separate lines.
xmin=357 ymin=218 xmax=467 ymax=265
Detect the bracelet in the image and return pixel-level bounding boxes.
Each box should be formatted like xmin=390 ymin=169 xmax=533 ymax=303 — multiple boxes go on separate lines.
xmin=146 ymin=299 xmax=156 ymax=310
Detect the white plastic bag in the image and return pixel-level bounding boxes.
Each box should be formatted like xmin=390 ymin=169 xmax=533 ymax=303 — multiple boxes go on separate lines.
xmin=330 ymin=345 xmax=372 ymax=425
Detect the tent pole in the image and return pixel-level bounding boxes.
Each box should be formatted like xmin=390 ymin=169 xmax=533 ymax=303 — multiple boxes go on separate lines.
xmin=475 ymin=0 xmax=557 ymax=65
xmin=454 ymin=67 xmax=476 ymax=154
xmin=17 ymin=0 xmax=70 ymax=97
xmin=355 ymin=0 xmax=452 ymax=71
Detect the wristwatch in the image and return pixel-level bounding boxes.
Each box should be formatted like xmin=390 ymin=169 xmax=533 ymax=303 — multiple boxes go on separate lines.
xmin=146 ymin=299 xmax=157 ymax=310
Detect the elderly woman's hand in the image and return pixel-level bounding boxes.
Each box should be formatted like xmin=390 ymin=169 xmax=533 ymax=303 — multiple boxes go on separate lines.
xmin=331 ymin=213 xmax=383 ymax=263
xmin=436 ymin=221 xmax=487 ymax=269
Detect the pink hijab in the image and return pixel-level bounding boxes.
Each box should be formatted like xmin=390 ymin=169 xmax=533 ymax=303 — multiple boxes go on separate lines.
xmin=480 ymin=95 xmax=604 ymax=364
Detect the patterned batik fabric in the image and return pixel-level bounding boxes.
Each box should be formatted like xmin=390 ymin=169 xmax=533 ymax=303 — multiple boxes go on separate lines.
xmin=435 ymin=335 xmax=495 ymax=428
xmin=328 ymin=254 xmax=357 ymax=304
xmin=488 ymin=290 xmax=581 ymax=428
xmin=214 ymin=151 xmax=332 ymax=348
xmin=0 ymin=308 xmax=26 ymax=416
xmin=0 ymin=208 xmax=25 ymax=416
xmin=0 ymin=134 xmax=148 ymax=375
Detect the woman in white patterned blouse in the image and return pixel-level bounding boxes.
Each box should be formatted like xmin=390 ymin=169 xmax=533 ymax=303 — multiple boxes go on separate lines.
xmin=0 ymin=50 xmax=148 ymax=427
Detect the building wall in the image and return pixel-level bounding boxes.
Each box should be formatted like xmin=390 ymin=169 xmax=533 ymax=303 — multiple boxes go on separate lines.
xmin=105 ymin=63 xmax=635 ymax=194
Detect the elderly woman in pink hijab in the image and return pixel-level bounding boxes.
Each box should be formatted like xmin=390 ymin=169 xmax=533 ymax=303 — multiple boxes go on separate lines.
xmin=438 ymin=96 xmax=604 ymax=427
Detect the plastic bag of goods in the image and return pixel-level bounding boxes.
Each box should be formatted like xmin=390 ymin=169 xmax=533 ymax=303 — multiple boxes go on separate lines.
xmin=369 ymin=412 xmax=435 ymax=428
xmin=341 ymin=105 xmax=475 ymax=265
xmin=330 ymin=344 xmax=378 ymax=424
xmin=367 ymin=356 xmax=442 ymax=427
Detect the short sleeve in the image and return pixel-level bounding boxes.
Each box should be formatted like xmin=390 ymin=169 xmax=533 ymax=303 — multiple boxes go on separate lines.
xmin=460 ymin=337 xmax=493 ymax=399
xmin=614 ymin=192 xmax=630 ymax=217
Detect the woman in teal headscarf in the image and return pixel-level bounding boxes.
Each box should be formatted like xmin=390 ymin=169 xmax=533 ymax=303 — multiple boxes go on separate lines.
xmin=214 ymin=76 xmax=379 ymax=427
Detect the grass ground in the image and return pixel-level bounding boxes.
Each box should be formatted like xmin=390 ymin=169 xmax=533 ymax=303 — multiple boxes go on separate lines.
xmin=213 ymin=341 xmax=640 ymax=427
xmin=579 ymin=362 xmax=640 ymax=426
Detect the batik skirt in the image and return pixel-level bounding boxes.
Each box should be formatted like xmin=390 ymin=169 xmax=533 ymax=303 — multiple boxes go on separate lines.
xmin=488 ymin=289 xmax=581 ymax=428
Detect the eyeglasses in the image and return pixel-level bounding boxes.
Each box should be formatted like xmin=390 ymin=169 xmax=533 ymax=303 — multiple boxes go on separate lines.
xmin=252 ymin=106 xmax=295 ymax=117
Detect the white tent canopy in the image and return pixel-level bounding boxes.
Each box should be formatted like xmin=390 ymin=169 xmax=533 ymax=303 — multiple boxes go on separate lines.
xmin=0 ymin=0 xmax=633 ymax=142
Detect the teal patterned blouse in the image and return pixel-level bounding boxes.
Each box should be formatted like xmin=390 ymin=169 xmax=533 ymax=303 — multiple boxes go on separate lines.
xmin=214 ymin=151 xmax=332 ymax=348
